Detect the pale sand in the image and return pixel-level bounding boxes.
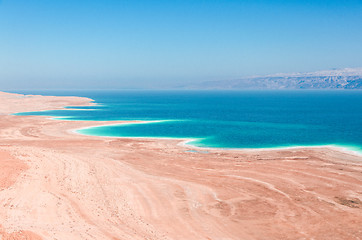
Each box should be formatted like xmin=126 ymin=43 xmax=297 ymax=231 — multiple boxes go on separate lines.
xmin=0 ymin=91 xmax=361 ymax=240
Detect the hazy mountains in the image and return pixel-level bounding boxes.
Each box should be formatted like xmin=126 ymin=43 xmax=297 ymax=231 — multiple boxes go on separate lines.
xmin=184 ymin=68 xmax=362 ymax=90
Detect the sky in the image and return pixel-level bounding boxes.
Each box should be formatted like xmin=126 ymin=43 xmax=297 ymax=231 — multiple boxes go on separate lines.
xmin=1 ymin=0 xmax=362 ymax=90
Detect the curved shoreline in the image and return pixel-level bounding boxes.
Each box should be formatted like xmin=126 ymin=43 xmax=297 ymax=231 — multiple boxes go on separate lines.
xmin=72 ymin=121 xmax=362 ymax=157
xmin=10 ymin=90 xmax=362 ymax=157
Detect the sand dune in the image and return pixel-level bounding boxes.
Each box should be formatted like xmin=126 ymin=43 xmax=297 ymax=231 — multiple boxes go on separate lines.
xmin=0 ymin=91 xmax=361 ymax=240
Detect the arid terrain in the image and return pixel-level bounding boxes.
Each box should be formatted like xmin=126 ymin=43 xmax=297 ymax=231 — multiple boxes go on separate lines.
xmin=0 ymin=91 xmax=361 ymax=240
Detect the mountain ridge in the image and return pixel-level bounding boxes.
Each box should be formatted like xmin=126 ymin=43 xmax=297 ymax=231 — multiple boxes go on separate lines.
xmin=183 ymin=67 xmax=362 ymax=89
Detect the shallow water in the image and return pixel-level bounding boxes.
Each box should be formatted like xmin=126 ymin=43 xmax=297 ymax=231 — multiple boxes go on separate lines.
xmin=15 ymin=90 xmax=362 ymax=151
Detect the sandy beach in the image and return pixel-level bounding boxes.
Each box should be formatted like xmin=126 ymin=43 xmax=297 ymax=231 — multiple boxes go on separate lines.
xmin=0 ymin=91 xmax=361 ymax=240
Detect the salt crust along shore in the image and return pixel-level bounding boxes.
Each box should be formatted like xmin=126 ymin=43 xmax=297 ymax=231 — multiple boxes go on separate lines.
xmin=0 ymin=91 xmax=362 ymax=240
xmin=75 ymin=125 xmax=362 ymax=158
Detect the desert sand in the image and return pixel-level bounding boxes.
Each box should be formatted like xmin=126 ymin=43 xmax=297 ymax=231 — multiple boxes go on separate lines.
xmin=0 ymin=91 xmax=361 ymax=240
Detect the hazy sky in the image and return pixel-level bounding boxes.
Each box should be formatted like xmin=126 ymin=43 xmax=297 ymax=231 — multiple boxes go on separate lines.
xmin=1 ymin=0 xmax=362 ymax=89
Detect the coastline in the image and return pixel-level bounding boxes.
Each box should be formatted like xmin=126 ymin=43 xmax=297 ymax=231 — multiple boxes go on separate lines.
xmin=0 ymin=91 xmax=362 ymax=240
xmin=73 ymin=122 xmax=362 ymax=158
xmin=11 ymin=90 xmax=362 ymax=157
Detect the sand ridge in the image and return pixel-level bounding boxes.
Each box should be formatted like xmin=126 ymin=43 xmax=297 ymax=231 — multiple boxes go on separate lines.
xmin=0 ymin=91 xmax=361 ymax=240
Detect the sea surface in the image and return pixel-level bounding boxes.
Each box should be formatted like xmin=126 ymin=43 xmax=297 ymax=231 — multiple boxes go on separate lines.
xmin=15 ymin=90 xmax=362 ymax=152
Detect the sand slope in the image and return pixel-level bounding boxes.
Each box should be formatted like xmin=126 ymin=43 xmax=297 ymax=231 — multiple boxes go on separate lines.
xmin=0 ymin=91 xmax=361 ymax=240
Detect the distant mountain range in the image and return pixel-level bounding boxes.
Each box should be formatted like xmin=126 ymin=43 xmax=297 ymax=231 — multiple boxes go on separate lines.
xmin=183 ymin=68 xmax=362 ymax=89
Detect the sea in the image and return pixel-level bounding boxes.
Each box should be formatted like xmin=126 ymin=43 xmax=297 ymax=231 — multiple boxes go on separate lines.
xmin=14 ymin=90 xmax=362 ymax=153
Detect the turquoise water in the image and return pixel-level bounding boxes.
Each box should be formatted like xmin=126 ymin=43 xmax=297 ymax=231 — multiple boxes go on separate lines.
xmin=15 ymin=90 xmax=362 ymax=152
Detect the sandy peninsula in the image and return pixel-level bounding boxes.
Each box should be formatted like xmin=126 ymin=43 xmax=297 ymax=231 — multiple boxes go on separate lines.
xmin=0 ymin=91 xmax=361 ymax=240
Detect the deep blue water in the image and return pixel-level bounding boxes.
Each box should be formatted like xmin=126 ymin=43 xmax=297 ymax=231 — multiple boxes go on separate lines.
xmin=14 ymin=90 xmax=362 ymax=152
